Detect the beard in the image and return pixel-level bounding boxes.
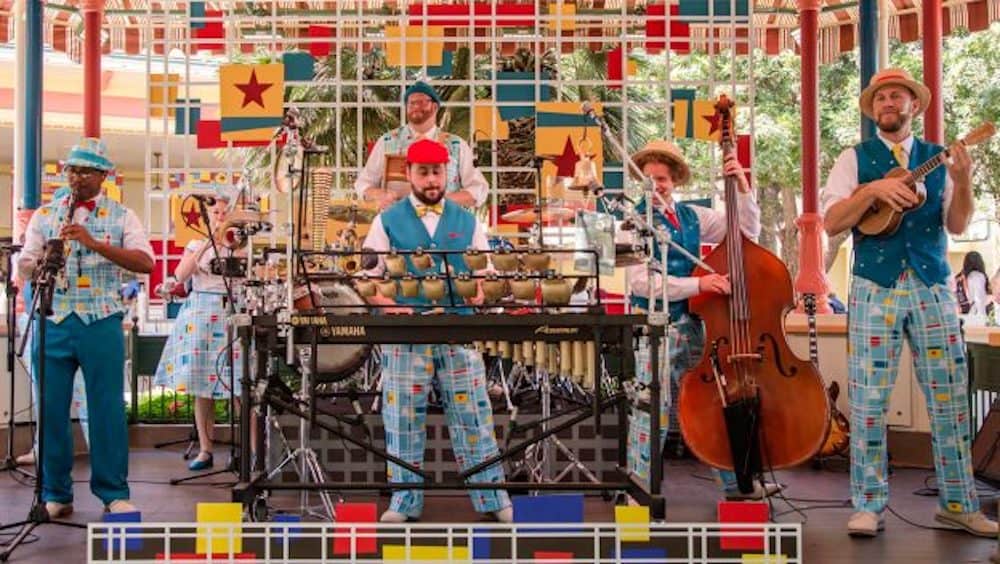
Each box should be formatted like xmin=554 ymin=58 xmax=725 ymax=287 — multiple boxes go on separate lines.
xmin=877 ymin=111 xmax=909 ymax=133
xmin=413 ymin=185 xmax=444 ymax=205
xmin=408 ymin=108 xmax=434 ymax=126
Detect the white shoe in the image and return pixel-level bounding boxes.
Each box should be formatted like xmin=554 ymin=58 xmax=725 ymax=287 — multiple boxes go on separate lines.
xmin=847 ymin=511 xmax=884 ymax=537
xmin=934 ymin=509 xmax=998 ymax=538
xmin=725 ymin=482 xmax=783 ymax=501
xmin=379 ymin=510 xmax=410 ymax=523
xmin=491 ymin=506 xmax=513 ymax=523
xmin=105 ymin=499 xmax=138 ymax=514
xmin=45 ymin=501 xmax=73 ymax=519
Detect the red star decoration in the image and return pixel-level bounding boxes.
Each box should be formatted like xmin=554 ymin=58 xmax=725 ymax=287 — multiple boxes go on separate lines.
xmin=553 ymin=136 xmax=580 ymax=178
xmin=182 ymin=205 xmax=202 ymax=229
xmin=702 ymin=110 xmax=722 ymax=136
xmin=234 ymin=69 xmax=273 ymax=109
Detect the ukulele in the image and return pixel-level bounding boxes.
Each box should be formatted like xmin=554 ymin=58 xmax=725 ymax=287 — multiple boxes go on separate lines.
xmin=803 ymin=293 xmax=850 ymax=459
xmin=856 ymin=122 xmax=996 ymax=237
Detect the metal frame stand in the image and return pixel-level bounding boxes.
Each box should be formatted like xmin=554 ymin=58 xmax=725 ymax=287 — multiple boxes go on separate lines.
xmin=1 ymin=244 xmax=35 ymax=484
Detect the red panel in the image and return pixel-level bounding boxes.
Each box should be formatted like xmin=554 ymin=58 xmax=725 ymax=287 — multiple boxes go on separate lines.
xmin=838 ymin=23 xmax=854 ymax=52
xmin=646 ymin=4 xmax=690 ymax=54
xmin=193 ymin=10 xmax=224 ymax=52
xmin=0 ymin=16 xmax=7 ymax=43
xmin=898 ymin=12 xmax=920 ymax=42
xmin=736 ymin=134 xmax=752 ymax=169
xmin=408 ymin=2 xmax=537 ymax=28
xmin=153 ymin=27 xmax=165 ymax=55
xmin=196 ymin=120 xmax=275 ymax=149
xmin=332 ymin=503 xmax=378 ymax=555
xmin=52 ymin=25 xmax=67 ymax=53
xmin=124 ymin=28 xmax=140 ymax=55
xmin=967 ymin=0 xmax=989 ymax=31
xmin=307 ymin=25 xmax=334 ymax=57
xmin=717 ymin=501 xmax=769 ymax=551
xmin=149 ymin=239 xmax=186 ymax=301
xmin=942 ymin=8 xmax=952 ymax=35
xmin=765 ymin=28 xmax=781 ymax=55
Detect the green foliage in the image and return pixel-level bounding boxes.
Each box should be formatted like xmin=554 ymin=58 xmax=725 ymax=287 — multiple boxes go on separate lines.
xmin=135 ymin=391 xmax=231 ymax=423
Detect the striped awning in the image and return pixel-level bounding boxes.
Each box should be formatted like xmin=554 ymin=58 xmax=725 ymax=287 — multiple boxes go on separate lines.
xmin=0 ymin=0 xmax=996 ymax=63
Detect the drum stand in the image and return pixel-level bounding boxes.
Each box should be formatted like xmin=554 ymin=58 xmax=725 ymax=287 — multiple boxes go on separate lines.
xmin=263 ymin=346 xmax=337 ymax=521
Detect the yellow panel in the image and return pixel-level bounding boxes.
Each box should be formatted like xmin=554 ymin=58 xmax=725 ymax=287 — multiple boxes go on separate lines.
xmin=219 ymin=64 xmax=285 ymax=119
xmin=149 ymin=73 xmax=179 ymax=118
xmin=473 ymin=103 xmax=510 ymax=141
xmin=195 ymin=502 xmax=242 ymax=555
xmin=742 ymin=555 xmax=789 ymax=563
xmin=614 ymin=505 xmax=651 ymax=542
xmin=382 ymin=544 xmax=470 ymax=562
xmin=385 ymin=26 xmax=445 ymax=67
xmin=548 ymin=2 xmax=577 ymax=31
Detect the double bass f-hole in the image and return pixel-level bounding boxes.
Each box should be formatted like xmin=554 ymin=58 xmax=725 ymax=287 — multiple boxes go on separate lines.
xmin=756 ymin=333 xmax=798 ymax=378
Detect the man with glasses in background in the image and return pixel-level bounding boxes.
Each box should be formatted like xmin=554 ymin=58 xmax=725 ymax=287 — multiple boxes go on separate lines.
xmin=354 ymin=81 xmax=488 ymax=210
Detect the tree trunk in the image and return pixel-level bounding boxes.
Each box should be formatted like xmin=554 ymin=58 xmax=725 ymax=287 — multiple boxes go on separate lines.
xmin=757 ymin=183 xmax=783 ymax=255
xmin=780 ymin=183 xmax=800 ymax=280
xmin=825 ymin=231 xmax=850 ymax=272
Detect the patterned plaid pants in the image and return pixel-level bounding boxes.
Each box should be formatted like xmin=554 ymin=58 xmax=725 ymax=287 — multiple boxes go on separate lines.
xmin=848 ymin=271 xmax=979 ymax=515
xmin=381 ymin=344 xmax=510 ymax=517
xmin=626 ymin=316 xmax=740 ymax=493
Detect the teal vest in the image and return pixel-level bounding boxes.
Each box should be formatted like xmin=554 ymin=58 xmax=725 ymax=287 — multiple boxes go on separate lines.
xmin=381 ymin=198 xmax=475 ymax=312
xmin=382 ymin=127 xmax=463 ymax=194
xmin=629 ymin=201 xmax=702 ymax=321
xmin=852 ymin=137 xmax=950 ymax=288
xmin=36 ymin=194 xmax=129 ymax=324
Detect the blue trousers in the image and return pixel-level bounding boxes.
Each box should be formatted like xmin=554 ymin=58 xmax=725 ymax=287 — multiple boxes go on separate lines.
xmin=848 ymin=271 xmax=978 ymax=515
xmin=381 ymin=344 xmax=510 ymax=517
xmin=627 ymin=316 xmax=740 ymax=493
xmin=32 ymin=313 xmax=129 ymax=505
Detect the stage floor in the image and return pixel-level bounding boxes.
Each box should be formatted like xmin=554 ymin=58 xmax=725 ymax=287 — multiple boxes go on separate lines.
xmin=0 ymin=448 xmax=995 ymax=563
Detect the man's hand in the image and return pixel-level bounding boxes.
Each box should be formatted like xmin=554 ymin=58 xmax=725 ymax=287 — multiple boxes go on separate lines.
xmin=60 ymin=224 xmax=98 ymax=250
xmin=864 ymin=178 xmax=918 ymax=212
xmin=945 ymin=143 xmax=972 ymax=187
xmin=723 ymin=154 xmax=751 ymax=194
xmin=698 ymin=273 xmax=731 ymax=295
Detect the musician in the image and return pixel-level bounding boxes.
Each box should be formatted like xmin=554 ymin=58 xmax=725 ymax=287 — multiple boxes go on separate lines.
xmin=153 ymin=188 xmax=247 ymax=472
xmin=354 ymin=81 xmax=488 ymax=210
xmin=17 ymin=138 xmax=153 ymax=517
xmin=361 ymin=139 xmax=512 ymax=523
xmin=623 ymin=140 xmax=780 ymax=500
xmin=821 ymin=68 xmax=997 ymax=537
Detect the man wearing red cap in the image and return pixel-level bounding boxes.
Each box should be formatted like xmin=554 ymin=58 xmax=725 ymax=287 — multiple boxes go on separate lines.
xmin=355 ymin=81 xmax=488 ymax=210
xmin=822 ymin=68 xmax=996 ymax=538
xmin=361 ymin=139 xmax=512 ymax=523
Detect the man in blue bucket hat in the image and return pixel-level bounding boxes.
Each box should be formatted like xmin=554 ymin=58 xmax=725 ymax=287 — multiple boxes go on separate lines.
xmin=354 ymin=80 xmax=488 ymax=210
xmin=17 ymin=138 xmax=154 ymax=518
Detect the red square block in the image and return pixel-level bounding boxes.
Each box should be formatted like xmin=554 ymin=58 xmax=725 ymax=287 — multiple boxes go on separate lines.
xmin=717 ymin=500 xmax=769 ymax=551
xmin=332 ymin=502 xmax=378 ymax=555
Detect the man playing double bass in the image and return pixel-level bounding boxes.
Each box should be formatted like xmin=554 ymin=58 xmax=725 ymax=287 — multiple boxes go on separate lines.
xmin=822 ymin=68 xmax=997 ymax=538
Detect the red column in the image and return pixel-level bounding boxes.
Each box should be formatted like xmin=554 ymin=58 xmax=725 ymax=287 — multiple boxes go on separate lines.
xmin=81 ymin=0 xmax=104 ymax=138
xmin=794 ymin=0 xmax=831 ymax=312
xmin=922 ymin=0 xmax=944 ymax=143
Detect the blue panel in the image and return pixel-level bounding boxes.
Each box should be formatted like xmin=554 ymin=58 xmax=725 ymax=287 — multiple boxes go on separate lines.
xmin=102 ymin=511 xmax=143 ymax=553
xmin=512 ymin=494 xmax=585 ymax=533
xmin=282 ymin=52 xmax=316 ymax=81
xmin=496 ymin=72 xmax=554 ymax=121
xmin=190 ymin=1 xmax=207 ymax=29
xmin=427 ymin=51 xmax=455 ymax=77
xmin=175 ymin=99 xmax=201 ymax=135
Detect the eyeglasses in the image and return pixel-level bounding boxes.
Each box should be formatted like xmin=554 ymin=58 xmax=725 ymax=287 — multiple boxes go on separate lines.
xmin=407 ymin=98 xmax=435 ymax=107
xmin=65 ymin=166 xmax=103 ymax=177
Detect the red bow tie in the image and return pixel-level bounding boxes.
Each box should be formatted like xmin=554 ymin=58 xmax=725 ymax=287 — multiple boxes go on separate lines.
xmin=73 ymin=200 xmax=96 ymax=212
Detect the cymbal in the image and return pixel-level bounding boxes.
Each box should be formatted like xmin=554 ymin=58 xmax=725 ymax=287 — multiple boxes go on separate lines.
xmin=328 ymin=205 xmax=376 ymax=224
xmin=500 ymin=207 xmax=575 ymax=226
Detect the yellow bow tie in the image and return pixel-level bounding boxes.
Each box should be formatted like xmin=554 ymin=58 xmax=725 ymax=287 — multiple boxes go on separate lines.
xmin=415 ymin=202 xmax=444 ymax=217
xmin=891 ymin=143 xmax=908 ymax=167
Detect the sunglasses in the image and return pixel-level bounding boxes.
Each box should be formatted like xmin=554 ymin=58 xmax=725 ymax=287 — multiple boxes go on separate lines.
xmin=66 ymin=166 xmax=103 ymax=176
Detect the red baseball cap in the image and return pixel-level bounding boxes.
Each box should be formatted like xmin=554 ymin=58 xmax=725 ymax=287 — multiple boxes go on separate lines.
xmin=406 ymin=139 xmax=449 ymax=165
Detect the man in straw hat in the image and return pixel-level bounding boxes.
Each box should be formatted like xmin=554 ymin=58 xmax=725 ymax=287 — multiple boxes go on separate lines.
xmin=623 ymin=140 xmax=782 ymax=501
xmin=822 ymin=68 xmax=996 ymax=538
xmin=355 ymin=80 xmax=488 ymax=210
xmin=360 ymin=139 xmax=512 ymax=524
xmin=17 ymin=138 xmax=153 ymax=517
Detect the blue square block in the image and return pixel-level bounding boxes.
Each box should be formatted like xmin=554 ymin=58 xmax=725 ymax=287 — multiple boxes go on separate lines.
xmin=512 ymin=493 xmax=584 ymax=533
xmin=102 ymin=511 xmax=143 ymax=554
xmin=272 ymin=513 xmax=302 ymax=549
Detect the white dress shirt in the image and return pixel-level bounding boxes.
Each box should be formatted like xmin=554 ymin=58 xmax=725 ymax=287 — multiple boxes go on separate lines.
xmin=820 ymin=132 xmax=954 ymax=220
xmin=353 ymin=125 xmax=489 ymax=207
xmin=626 ymin=191 xmax=761 ymax=302
xmin=361 ymin=194 xmax=490 ymax=277
xmin=18 ymin=195 xmax=155 ymax=279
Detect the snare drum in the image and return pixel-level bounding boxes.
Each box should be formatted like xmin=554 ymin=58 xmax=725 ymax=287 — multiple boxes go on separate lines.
xmin=293 ymin=281 xmax=372 ymax=383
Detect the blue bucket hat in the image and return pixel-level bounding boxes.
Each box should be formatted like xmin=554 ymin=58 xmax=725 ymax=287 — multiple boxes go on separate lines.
xmin=65 ymin=138 xmax=114 ymax=171
xmin=403 ymin=81 xmax=442 ymax=106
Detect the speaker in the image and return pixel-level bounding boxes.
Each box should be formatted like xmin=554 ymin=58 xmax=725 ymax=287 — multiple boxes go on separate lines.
xmin=972 ymin=398 xmax=1000 ymax=487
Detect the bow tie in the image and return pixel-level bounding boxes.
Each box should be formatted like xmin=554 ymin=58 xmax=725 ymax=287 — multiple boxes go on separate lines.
xmin=415 ymin=202 xmax=444 ymax=217
xmin=73 ymin=200 xmax=96 ymax=212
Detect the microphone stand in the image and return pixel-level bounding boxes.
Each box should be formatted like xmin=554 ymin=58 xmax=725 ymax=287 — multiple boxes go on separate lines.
xmin=0 ymin=240 xmax=86 ymax=562
xmin=1 ymin=242 xmax=34 ymax=483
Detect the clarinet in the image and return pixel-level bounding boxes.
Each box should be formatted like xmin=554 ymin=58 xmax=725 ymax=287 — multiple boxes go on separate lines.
xmin=52 ymin=190 xmax=78 ymax=291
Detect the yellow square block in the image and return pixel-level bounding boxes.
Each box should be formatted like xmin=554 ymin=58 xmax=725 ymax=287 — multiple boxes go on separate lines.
xmin=547 ymin=2 xmax=577 ymax=31
xmin=385 ymin=26 xmax=445 ymax=67
xmin=742 ymin=555 xmax=789 ymax=563
xmin=382 ymin=545 xmax=470 ymax=562
xmin=615 ymin=505 xmax=650 ymax=541
xmin=196 ymin=502 xmax=242 ymax=555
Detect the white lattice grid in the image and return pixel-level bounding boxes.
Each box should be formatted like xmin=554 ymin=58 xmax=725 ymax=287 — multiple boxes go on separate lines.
xmin=140 ymin=0 xmax=756 ymax=311
xmin=88 ymin=521 xmax=802 ymax=563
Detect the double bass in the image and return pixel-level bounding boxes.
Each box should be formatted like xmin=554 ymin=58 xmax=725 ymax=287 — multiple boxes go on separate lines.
xmin=677 ymin=95 xmax=830 ymax=492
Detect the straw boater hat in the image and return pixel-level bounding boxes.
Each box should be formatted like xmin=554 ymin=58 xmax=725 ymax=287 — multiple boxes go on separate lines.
xmin=858 ymin=68 xmax=932 ymax=120
xmin=631 ymin=140 xmax=691 ymax=186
